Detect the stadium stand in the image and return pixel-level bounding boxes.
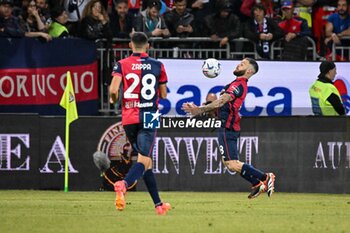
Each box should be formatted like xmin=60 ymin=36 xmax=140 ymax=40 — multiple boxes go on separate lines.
xmin=3 ymin=0 xmax=350 ymax=115
xmin=332 ymin=36 xmax=350 ymax=60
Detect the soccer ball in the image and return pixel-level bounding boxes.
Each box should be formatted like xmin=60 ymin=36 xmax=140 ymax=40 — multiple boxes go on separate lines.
xmin=202 ymin=58 xmax=221 ymax=78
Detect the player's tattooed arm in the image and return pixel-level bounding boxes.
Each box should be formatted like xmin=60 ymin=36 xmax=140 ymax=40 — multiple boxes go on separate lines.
xmin=199 ymin=93 xmax=232 ymax=113
xmin=182 ymin=93 xmax=232 ymax=116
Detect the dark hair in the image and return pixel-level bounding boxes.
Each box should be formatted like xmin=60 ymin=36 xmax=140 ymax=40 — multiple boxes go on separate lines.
xmin=0 ymin=0 xmax=14 ymax=6
xmin=174 ymin=0 xmax=187 ymax=3
xmin=114 ymin=0 xmax=128 ymax=6
xmin=50 ymin=5 xmax=65 ymax=19
xmin=131 ymin=32 xmax=149 ymax=47
xmin=215 ymin=0 xmax=232 ymax=12
xmin=147 ymin=0 xmax=161 ymax=11
xmin=251 ymin=3 xmax=266 ymax=17
xmin=246 ymin=57 xmax=259 ymax=74
xmin=319 ymin=61 xmax=335 ymax=76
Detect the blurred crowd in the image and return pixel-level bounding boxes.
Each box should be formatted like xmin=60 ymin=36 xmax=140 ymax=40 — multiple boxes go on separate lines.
xmin=0 ymin=0 xmax=349 ymax=60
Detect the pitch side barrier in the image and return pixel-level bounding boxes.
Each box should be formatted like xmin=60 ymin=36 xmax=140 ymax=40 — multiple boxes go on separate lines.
xmin=332 ymin=36 xmax=350 ymax=61
xmin=96 ymin=37 xmax=258 ymax=60
xmin=270 ymin=36 xmax=317 ymax=60
xmin=96 ymin=59 xmax=350 ymax=116
xmin=0 ymin=114 xmax=349 ymax=193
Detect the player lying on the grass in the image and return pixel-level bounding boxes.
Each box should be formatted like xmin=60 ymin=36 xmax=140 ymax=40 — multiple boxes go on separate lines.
xmin=182 ymin=58 xmax=275 ymax=199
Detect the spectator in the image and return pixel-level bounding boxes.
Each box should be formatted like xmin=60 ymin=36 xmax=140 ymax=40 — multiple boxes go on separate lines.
xmin=161 ymin=0 xmax=174 ymax=13
xmin=324 ymin=0 xmax=350 ymax=59
xmin=293 ymin=0 xmax=315 ymax=29
xmin=36 ymin=0 xmax=48 ymax=10
xmin=142 ymin=0 xmax=168 ymax=14
xmin=109 ymin=0 xmax=134 ymax=64
xmin=109 ymin=0 xmax=134 ymax=38
xmin=0 ymin=0 xmax=25 ymax=37
xmin=79 ymin=0 xmax=112 ymax=40
xmin=126 ymin=0 xmax=141 ymax=15
xmin=243 ymin=3 xmax=284 ymax=59
xmin=203 ymin=0 xmax=241 ymax=48
xmin=278 ymin=0 xmax=311 ymax=60
xmin=133 ymin=0 xmax=170 ymax=38
xmin=80 ymin=0 xmax=112 ymax=91
xmin=240 ymin=0 xmax=277 ymax=20
xmin=47 ymin=0 xmax=63 ymax=9
xmin=312 ymin=0 xmax=336 ymax=55
xmin=309 ymin=61 xmax=345 ymax=115
xmin=64 ymin=0 xmax=91 ymax=36
xmin=164 ymin=0 xmax=194 ymax=37
xmin=35 ymin=0 xmax=51 ymax=29
xmin=11 ymin=0 xmax=28 ymax=17
xmin=187 ymin=0 xmax=213 ymax=36
xmin=48 ymin=5 xmax=69 ymax=38
xmin=20 ymin=0 xmax=46 ymax=31
xmin=19 ymin=0 xmax=52 ymax=41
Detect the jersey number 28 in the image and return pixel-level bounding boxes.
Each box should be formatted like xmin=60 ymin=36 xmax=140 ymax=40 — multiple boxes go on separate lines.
xmin=124 ymin=73 xmax=156 ymax=100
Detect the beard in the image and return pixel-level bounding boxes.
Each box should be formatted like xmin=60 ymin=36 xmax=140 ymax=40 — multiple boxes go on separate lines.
xmin=339 ymin=10 xmax=348 ymax=17
xmin=233 ymin=69 xmax=245 ymax=76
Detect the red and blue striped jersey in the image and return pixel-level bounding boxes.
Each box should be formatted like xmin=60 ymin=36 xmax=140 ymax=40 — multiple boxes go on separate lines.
xmin=219 ymin=77 xmax=248 ymax=131
xmin=112 ymin=53 xmax=168 ymax=125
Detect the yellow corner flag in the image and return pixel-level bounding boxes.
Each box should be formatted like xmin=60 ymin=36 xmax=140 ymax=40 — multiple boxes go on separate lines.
xmin=60 ymin=71 xmax=78 ymax=124
xmin=60 ymin=71 xmax=78 ymax=192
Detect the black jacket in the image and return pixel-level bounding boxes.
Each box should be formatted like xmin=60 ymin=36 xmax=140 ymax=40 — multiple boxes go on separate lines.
xmin=203 ymin=12 xmax=241 ymax=40
xmin=243 ymin=17 xmax=283 ymax=43
xmin=243 ymin=17 xmax=284 ymax=58
xmin=164 ymin=9 xmax=194 ymax=37
xmin=79 ymin=16 xmax=112 ymax=40
xmin=0 ymin=15 xmax=25 ymax=38
xmin=109 ymin=12 xmax=134 ymax=38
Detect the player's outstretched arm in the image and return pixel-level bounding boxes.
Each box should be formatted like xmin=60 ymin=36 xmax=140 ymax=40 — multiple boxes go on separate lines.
xmin=199 ymin=93 xmax=232 ymax=113
xmin=182 ymin=93 xmax=232 ymax=116
xmin=182 ymin=102 xmax=201 ymax=116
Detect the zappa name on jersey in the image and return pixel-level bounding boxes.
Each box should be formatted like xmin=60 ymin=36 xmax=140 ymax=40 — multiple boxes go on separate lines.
xmin=125 ymin=100 xmax=153 ymax=108
xmin=132 ymin=63 xmax=151 ymax=70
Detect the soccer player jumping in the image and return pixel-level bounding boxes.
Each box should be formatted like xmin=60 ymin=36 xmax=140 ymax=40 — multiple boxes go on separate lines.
xmin=182 ymin=58 xmax=275 ymax=199
xmin=109 ymin=32 xmax=171 ymax=214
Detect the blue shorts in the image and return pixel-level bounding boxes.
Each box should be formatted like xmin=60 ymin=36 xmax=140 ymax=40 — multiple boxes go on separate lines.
xmin=218 ymin=128 xmax=240 ymax=161
xmin=123 ymin=123 xmax=156 ymax=157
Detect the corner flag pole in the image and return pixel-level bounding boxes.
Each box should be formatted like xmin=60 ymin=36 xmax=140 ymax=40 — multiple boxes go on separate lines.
xmin=64 ymin=112 xmax=70 ymax=192
xmin=59 ymin=71 xmax=78 ymax=192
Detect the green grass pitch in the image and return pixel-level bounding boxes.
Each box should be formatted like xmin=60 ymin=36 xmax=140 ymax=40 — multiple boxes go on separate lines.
xmin=1 ymin=191 xmax=349 ymax=233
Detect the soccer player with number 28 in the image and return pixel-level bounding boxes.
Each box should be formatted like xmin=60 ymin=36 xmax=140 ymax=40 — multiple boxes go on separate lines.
xmin=109 ymin=32 xmax=171 ymax=215
xmin=182 ymin=58 xmax=276 ymax=199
